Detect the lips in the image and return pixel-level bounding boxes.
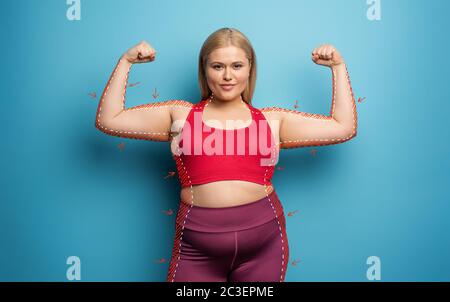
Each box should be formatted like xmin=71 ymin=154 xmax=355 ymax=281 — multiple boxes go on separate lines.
xmin=220 ymin=84 xmax=235 ymax=90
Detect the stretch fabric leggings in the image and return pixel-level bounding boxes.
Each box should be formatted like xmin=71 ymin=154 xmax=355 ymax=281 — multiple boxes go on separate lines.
xmin=166 ymin=189 xmax=289 ymax=282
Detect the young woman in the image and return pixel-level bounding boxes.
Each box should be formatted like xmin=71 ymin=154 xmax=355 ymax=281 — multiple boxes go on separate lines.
xmin=95 ymin=27 xmax=357 ymax=282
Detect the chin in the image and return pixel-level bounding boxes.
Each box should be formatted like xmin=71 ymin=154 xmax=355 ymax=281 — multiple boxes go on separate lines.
xmin=215 ymin=90 xmax=242 ymax=100
xmin=221 ymin=94 xmax=239 ymax=101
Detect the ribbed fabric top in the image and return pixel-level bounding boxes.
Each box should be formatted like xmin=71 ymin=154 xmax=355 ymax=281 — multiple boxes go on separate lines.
xmin=173 ymin=98 xmax=278 ymax=188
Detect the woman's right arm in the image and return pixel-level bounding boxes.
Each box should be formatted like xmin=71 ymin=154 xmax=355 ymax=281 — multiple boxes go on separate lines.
xmin=94 ymin=41 xmax=190 ymax=142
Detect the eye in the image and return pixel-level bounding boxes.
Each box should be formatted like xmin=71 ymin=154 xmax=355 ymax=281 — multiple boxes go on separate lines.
xmin=212 ymin=64 xmax=243 ymax=70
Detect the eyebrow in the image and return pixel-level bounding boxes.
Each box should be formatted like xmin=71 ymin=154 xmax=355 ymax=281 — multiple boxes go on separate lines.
xmin=210 ymin=61 xmax=244 ymax=64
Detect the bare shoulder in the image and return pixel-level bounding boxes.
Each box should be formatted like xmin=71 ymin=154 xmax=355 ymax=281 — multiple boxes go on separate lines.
xmin=165 ymin=99 xmax=193 ymax=107
xmin=259 ymin=105 xmax=312 ymax=123
xmin=166 ymin=99 xmax=194 ymax=121
xmin=165 ymin=99 xmax=193 ymax=110
xmin=256 ymin=105 xmax=285 ymax=123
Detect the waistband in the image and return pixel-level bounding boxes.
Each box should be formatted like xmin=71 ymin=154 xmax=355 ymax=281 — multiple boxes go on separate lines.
xmin=175 ymin=189 xmax=284 ymax=233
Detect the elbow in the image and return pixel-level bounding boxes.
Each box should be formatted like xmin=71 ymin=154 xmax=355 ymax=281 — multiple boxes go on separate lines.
xmin=336 ymin=125 xmax=357 ymax=143
xmin=337 ymin=120 xmax=357 ymax=141
xmin=350 ymin=130 xmax=357 ymax=140
xmin=95 ymin=120 xmax=103 ymax=133
xmin=95 ymin=117 xmax=113 ymax=135
xmin=346 ymin=128 xmax=357 ymax=141
xmin=94 ymin=115 xmax=103 ymax=131
xmin=349 ymin=121 xmax=358 ymax=140
xmin=95 ymin=121 xmax=107 ymax=135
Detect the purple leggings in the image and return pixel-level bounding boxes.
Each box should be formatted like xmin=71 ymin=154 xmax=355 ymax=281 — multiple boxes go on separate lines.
xmin=166 ymin=189 xmax=289 ymax=282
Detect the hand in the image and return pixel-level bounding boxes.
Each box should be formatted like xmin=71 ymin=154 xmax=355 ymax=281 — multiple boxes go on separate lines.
xmin=311 ymin=44 xmax=344 ymax=67
xmin=122 ymin=40 xmax=157 ymax=64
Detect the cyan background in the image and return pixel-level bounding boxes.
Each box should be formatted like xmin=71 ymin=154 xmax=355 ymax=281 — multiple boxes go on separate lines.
xmin=1 ymin=0 xmax=449 ymax=281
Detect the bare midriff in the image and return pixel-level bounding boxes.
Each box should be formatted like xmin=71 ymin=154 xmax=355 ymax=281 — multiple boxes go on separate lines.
xmin=180 ymin=181 xmax=274 ymax=208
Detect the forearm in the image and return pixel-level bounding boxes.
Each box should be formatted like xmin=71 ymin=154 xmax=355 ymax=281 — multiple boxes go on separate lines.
xmin=329 ymin=63 xmax=358 ymax=137
xmin=95 ymin=56 xmax=132 ymax=129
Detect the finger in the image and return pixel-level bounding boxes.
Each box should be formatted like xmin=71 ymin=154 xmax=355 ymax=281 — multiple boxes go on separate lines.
xmin=315 ymin=59 xmax=330 ymax=66
xmin=138 ymin=49 xmax=145 ymax=58
xmin=329 ymin=47 xmax=335 ymax=59
xmin=320 ymin=48 xmax=327 ymax=59
xmin=143 ymin=46 xmax=152 ymax=56
xmin=141 ymin=48 xmax=156 ymax=62
xmin=319 ymin=47 xmax=326 ymax=57
xmin=137 ymin=56 xmax=152 ymax=64
xmin=138 ymin=51 xmax=150 ymax=60
xmin=325 ymin=45 xmax=333 ymax=59
xmin=141 ymin=48 xmax=153 ymax=59
xmin=138 ymin=49 xmax=146 ymax=59
xmin=322 ymin=46 xmax=328 ymax=59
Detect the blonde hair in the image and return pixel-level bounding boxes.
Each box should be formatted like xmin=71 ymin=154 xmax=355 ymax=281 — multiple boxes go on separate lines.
xmin=198 ymin=27 xmax=257 ymax=105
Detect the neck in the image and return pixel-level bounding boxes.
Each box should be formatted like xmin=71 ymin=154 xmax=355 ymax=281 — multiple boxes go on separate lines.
xmin=209 ymin=95 xmax=246 ymax=109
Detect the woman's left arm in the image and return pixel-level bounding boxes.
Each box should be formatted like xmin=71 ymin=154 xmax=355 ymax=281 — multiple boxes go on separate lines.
xmin=263 ymin=45 xmax=358 ymax=149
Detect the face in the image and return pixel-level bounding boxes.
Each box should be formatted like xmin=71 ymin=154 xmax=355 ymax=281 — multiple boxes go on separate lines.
xmin=205 ymin=46 xmax=251 ymax=103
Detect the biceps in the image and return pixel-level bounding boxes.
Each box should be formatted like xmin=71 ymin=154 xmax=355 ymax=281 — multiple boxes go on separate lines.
xmin=280 ymin=111 xmax=350 ymax=148
xmin=102 ymin=102 xmax=172 ymax=141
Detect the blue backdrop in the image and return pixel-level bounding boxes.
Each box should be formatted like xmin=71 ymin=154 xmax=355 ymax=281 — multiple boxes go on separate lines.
xmin=1 ymin=0 xmax=449 ymax=281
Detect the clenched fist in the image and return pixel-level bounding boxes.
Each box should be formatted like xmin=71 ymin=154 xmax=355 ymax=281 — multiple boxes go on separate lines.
xmin=311 ymin=44 xmax=344 ymax=67
xmin=122 ymin=40 xmax=156 ymax=64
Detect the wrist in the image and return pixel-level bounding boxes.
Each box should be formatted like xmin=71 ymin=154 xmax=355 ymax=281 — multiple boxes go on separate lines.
xmin=331 ymin=61 xmax=345 ymax=69
xmin=120 ymin=54 xmax=133 ymax=65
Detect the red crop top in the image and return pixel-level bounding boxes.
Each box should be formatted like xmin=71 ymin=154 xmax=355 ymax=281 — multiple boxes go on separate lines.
xmin=172 ymin=98 xmax=279 ymax=188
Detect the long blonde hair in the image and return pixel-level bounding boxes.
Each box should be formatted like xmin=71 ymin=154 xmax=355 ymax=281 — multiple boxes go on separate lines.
xmin=198 ymin=27 xmax=257 ymax=105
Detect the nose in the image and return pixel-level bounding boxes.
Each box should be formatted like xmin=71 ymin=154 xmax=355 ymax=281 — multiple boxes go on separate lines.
xmin=223 ymin=67 xmax=232 ymax=81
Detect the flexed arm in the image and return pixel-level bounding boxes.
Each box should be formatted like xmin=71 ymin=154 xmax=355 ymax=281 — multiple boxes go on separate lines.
xmin=95 ymin=41 xmax=189 ymax=142
xmin=263 ymin=45 xmax=358 ymax=149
